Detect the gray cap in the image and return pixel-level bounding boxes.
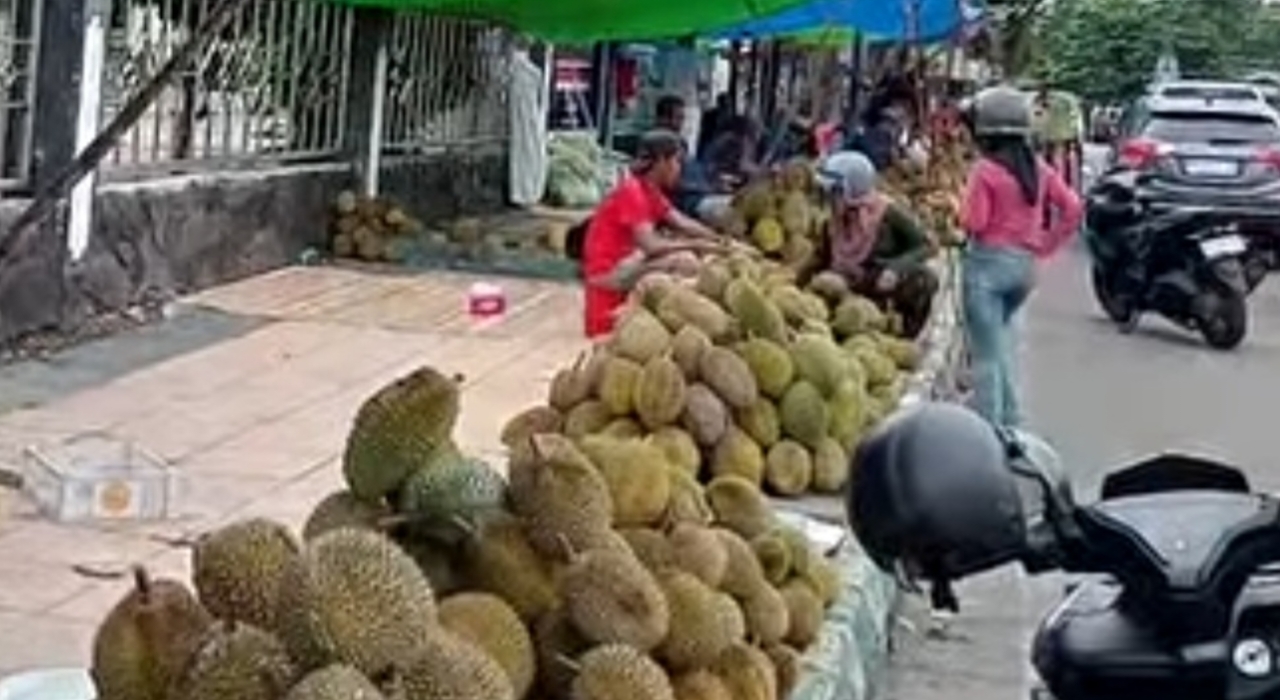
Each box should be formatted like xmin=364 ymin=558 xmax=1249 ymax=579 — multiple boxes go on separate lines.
xmin=818 ymin=150 xmax=878 ymax=199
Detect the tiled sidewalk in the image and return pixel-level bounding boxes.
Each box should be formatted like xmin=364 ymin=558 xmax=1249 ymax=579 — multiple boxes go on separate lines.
xmin=0 ymin=265 xmax=586 ymax=674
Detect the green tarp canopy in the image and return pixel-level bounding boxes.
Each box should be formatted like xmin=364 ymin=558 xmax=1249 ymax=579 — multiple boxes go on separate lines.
xmin=343 ymin=0 xmax=818 ymax=42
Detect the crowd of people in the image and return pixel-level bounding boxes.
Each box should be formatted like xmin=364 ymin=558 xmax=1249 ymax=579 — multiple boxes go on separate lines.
xmin=572 ymin=81 xmax=1084 ymax=431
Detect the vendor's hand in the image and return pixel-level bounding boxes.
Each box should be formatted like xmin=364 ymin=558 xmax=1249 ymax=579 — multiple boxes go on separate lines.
xmin=876 ymin=269 xmax=899 ymax=292
xmin=665 ymin=252 xmax=702 ymax=276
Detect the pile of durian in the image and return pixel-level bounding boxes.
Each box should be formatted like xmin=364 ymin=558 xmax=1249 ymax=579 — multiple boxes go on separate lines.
xmin=329 ymin=191 xmax=424 ymax=263
xmin=718 ymin=160 xmax=831 ymax=273
xmin=879 ymin=139 xmax=972 ymax=248
xmin=89 ymin=365 xmax=845 ymax=700
xmin=441 ymin=217 xmax=570 ymax=262
xmin=503 ymin=250 xmax=918 ymax=504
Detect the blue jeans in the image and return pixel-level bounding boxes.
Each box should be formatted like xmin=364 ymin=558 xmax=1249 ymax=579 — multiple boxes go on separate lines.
xmin=963 ymin=243 xmax=1035 ymax=428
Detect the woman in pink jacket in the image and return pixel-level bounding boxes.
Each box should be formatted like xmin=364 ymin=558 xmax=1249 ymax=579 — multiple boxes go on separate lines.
xmin=959 ymin=86 xmax=1084 ymax=428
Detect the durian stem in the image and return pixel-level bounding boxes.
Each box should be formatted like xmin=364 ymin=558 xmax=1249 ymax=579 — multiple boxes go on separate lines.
xmin=555 ymin=653 xmax=582 ymax=673
xmin=131 ymin=565 xmax=152 ymax=601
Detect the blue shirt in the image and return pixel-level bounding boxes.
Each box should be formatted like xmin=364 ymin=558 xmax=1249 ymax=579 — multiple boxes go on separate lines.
xmin=671 ymin=136 xmax=714 ymax=216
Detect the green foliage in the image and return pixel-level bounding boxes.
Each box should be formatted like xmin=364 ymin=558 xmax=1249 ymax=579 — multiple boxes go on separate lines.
xmin=1038 ymin=0 xmax=1280 ymax=103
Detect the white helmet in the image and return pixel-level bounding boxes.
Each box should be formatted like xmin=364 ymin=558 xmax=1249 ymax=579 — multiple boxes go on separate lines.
xmin=972 ymin=85 xmax=1034 ymax=138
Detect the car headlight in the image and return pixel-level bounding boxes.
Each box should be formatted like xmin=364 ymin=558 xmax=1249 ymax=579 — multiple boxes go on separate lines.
xmin=1233 ymin=638 xmax=1274 ymax=678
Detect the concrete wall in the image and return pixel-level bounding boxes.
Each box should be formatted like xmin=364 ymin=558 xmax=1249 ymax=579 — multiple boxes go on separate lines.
xmin=0 ymin=148 xmax=507 ymax=343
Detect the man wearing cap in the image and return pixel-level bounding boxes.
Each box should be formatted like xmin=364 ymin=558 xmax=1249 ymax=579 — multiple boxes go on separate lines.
xmin=581 ymin=129 xmax=729 ymax=338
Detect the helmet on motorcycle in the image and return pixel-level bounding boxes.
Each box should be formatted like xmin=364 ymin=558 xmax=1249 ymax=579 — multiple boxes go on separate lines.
xmin=971 ymin=85 xmax=1034 ymax=138
xmin=848 ymin=403 xmax=1029 ymax=581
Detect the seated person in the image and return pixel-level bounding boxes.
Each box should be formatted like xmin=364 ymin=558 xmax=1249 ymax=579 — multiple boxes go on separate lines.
xmin=847 ymin=93 xmax=913 ymax=171
xmin=702 ymin=115 xmax=762 ymax=185
xmin=581 ymin=130 xmax=728 ymax=339
xmin=802 ymin=150 xmax=939 ymax=338
xmin=695 ymin=115 xmax=763 ymax=222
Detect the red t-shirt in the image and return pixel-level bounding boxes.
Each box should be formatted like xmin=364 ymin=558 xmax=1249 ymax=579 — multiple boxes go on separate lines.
xmin=582 ymin=175 xmax=672 ymax=338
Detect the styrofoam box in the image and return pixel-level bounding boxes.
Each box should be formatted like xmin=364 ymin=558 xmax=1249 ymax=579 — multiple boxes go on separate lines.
xmin=21 ymin=432 xmax=182 ymax=522
xmin=0 ymin=668 xmax=95 ymax=700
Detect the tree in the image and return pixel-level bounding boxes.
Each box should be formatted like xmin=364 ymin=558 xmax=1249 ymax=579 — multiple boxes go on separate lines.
xmin=1038 ymin=0 xmax=1280 ymax=104
xmin=983 ymin=0 xmax=1054 ymax=77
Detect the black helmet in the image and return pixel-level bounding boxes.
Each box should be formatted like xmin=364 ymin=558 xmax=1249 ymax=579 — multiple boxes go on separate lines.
xmin=848 ymin=403 xmax=1029 ymax=583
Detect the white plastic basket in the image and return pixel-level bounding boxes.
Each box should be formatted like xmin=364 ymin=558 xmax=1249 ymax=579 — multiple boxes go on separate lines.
xmin=21 ymin=431 xmax=182 ymax=522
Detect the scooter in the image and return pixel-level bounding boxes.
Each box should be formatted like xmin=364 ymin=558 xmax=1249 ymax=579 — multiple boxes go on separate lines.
xmin=923 ymin=430 xmax=1280 ymax=700
xmin=1084 ymin=170 xmax=1271 ymax=350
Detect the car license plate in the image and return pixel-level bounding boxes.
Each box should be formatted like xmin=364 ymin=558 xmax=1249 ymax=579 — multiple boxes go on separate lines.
xmin=1182 ymin=158 xmax=1239 ymax=177
xmin=1200 ymin=234 xmax=1248 ymax=258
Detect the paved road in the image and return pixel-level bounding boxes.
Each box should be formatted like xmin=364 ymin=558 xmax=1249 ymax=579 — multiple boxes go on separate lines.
xmin=880 ymin=243 xmax=1280 ymax=700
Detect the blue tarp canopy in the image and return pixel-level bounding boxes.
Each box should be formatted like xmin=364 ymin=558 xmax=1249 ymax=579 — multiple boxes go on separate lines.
xmin=711 ymin=0 xmax=985 ymax=43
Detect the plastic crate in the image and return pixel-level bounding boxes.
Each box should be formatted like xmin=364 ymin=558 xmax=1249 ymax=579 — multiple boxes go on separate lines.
xmin=21 ymin=431 xmax=182 ymax=522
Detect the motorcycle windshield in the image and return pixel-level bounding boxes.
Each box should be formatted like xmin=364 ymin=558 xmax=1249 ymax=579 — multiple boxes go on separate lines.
xmin=1101 ymin=453 xmax=1251 ymax=500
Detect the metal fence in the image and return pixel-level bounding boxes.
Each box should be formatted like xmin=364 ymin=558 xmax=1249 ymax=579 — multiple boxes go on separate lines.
xmin=383 ymin=12 xmax=510 ymax=153
xmin=0 ymin=0 xmax=512 ymax=188
xmin=100 ymin=0 xmax=355 ymax=174
xmin=0 ymin=0 xmax=39 ymax=189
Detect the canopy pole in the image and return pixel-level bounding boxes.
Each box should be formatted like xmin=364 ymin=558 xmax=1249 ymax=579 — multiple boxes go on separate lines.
xmin=728 ymin=40 xmax=742 ymax=113
xmin=590 ymin=42 xmax=616 ymax=148
xmin=762 ymin=42 xmax=781 ymax=122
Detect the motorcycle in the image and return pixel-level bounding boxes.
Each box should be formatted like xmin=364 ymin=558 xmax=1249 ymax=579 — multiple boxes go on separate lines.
xmin=926 ymin=430 xmax=1280 ymax=700
xmin=1084 ymin=170 xmax=1272 ymax=350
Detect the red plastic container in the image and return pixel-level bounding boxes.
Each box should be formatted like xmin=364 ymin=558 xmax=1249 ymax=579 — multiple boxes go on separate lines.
xmin=467 ymin=282 xmax=507 ymax=320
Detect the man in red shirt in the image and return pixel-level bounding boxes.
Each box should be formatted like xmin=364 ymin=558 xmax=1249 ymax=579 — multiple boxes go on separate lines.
xmin=583 ymin=130 xmax=726 ymax=338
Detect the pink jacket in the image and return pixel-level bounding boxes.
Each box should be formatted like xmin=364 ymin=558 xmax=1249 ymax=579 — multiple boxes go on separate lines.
xmin=960 ymin=157 xmax=1083 ymax=258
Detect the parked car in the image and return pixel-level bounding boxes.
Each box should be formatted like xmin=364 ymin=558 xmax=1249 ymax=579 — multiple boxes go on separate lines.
xmin=1241 ymin=72 xmax=1280 ymax=109
xmin=1147 ymin=79 xmax=1269 ymax=105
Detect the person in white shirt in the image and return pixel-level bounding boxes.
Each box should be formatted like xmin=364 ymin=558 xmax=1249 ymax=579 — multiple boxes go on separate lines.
xmin=508 ymin=38 xmax=549 ymax=207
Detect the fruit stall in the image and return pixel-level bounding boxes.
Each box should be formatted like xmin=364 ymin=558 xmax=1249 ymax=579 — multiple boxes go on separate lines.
xmin=61 ymin=144 xmax=971 ymax=700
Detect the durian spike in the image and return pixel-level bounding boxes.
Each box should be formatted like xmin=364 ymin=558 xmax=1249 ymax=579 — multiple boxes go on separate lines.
xmin=529 ymin=433 xmax=558 ymax=461
xmin=376 ymin=514 xmax=414 ymax=529
xmin=555 ymin=653 xmax=582 ymax=673
xmin=450 ymin=514 xmax=478 ymax=536
xmin=556 ymin=533 xmax=580 ymax=564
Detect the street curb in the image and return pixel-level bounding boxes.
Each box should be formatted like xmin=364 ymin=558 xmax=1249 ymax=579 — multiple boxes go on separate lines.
xmin=780 ymin=252 xmax=963 ymax=700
